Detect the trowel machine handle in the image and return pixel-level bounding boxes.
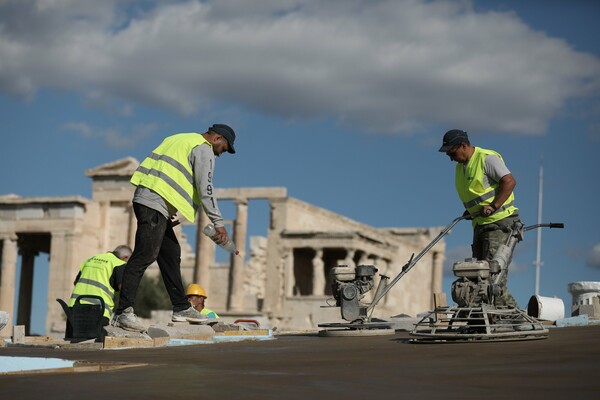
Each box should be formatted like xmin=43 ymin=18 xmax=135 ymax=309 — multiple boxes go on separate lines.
xmin=367 ymin=213 xmax=472 ymax=313
xmin=524 ymin=222 xmax=564 ymax=232
xmin=490 ymin=221 xmax=564 ymax=291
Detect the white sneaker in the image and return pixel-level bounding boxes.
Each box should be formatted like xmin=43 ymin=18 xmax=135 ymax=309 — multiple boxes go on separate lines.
xmin=172 ymin=306 xmax=208 ymax=323
xmin=111 ymin=307 xmax=147 ymax=332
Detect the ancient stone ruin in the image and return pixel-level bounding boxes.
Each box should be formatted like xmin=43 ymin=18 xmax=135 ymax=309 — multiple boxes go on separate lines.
xmin=0 ymin=158 xmax=445 ymax=336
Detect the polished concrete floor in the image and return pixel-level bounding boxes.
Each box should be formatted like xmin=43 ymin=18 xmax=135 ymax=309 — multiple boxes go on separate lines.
xmin=1 ymin=325 xmax=599 ymax=399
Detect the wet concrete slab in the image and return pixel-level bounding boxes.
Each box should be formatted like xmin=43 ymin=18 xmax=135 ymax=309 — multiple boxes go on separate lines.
xmin=1 ymin=325 xmax=599 ymax=399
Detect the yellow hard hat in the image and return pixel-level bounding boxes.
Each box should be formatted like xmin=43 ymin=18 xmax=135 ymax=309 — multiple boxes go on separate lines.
xmin=186 ymin=283 xmax=207 ymax=298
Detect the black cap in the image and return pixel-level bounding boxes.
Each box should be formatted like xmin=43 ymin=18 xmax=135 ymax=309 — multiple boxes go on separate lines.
xmin=439 ymin=129 xmax=469 ymax=152
xmin=209 ymin=124 xmax=236 ymax=154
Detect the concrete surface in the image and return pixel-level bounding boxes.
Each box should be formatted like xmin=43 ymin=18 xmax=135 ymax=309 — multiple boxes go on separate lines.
xmin=1 ymin=325 xmax=599 ymax=399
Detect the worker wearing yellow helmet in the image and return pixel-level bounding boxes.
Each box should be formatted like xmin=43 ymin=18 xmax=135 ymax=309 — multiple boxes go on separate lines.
xmin=186 ymin=283 xmax=219 ymax=319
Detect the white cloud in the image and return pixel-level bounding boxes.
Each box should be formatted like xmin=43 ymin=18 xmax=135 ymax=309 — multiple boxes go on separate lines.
xmin=587 ymin=243 xmax=600 ymax=268
xmin=1 ymin=0 xmax=599 ymax=134
xmin=62 ymin=122 xmax=94 ymax=138
xmin=61 ymin=121 xmax=158 ymax=150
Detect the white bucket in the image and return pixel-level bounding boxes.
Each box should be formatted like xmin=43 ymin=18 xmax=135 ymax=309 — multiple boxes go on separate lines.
xmin=527 ymin=295 xmax=565 ymax=321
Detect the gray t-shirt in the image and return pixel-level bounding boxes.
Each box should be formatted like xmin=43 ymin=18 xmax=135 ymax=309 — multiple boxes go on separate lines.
xmin=133 ymin=141 xmax=225 ymax=228
xmin=483 ymin=154 xmax=511 ymax=188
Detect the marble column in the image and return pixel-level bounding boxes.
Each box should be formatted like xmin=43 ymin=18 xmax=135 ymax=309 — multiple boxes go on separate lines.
xmin=17 ymin=246 xmax=38 ymax=334
xmin=128 ymin=203 xmax=137 ymax=248
xmin=99 ymin=200 xmax=110 ymax=250
xmin=284 ymin=249 xmax=294 ymax=298
xmin=47 ymin=231 xmax=77 ymax=335
xmin=228 ymin=200 xmax=248 ymax=311
xmin=431 ymin=251 xmax=444 ymax=301
xmin=194 ymin=211 xmax=214 ymax=294
xmin=0 ymin=235 xmax=18 ymax=337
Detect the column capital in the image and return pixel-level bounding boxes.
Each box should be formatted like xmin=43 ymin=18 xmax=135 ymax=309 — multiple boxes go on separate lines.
xmin=0 ymin=233 xmax=18 ymax=242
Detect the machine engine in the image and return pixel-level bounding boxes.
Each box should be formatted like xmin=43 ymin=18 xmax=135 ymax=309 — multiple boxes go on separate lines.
xmin=330 ymin=264 xmax=378 ymax=322
xmin=451 ymin=259 xmax=494 ymax=307
xmin=451 ymin=242 xmax=513 ymax=307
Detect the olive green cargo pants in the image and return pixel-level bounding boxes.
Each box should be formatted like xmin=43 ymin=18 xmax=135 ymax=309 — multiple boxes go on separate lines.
xmin=472 ymin=215 xmax=521 ymax=308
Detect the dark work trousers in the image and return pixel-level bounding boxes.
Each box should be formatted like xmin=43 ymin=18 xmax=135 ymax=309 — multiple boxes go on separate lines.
xmin=116 ymin=202 xmax=189 ymax=314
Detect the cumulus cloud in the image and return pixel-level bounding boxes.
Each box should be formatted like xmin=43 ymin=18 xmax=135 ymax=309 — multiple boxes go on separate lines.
xmin=1 ymin=0 xmax=599 ymax=134
xmin=587 ymin=243 xmax=600 ymax=268
xmin=61 ymin=121 xmax=158 ymax=150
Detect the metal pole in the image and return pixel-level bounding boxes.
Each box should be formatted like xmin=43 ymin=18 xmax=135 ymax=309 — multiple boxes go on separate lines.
xmin=534 ymin=157 xmax=543 ymax=296
xmin=367 ymin=214 xmax=469 ymax=313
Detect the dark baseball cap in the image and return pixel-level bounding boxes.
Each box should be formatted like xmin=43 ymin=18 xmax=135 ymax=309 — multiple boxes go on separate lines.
xmin=209 ymin=124 xmax=236 ymax=154
xmin=439 ymin=129 xmax=469 ymax=152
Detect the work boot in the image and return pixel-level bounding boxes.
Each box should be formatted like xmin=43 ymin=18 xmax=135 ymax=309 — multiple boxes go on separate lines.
xmin=111 ymin=307 xmax=147 ymax=332
xmin=172 ymin=306 xmax=208 ymax=323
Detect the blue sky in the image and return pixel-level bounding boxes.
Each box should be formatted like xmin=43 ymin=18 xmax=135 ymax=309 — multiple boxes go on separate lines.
xmin=1 ymin=0 xmax=599 ymax=335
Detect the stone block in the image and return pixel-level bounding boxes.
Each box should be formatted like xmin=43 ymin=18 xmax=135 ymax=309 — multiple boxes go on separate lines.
xmin=146 ymin=322 xmax=215 ymax=339
xmin=555 ymin=314 xmax=589 ymax=327
xmin=103 ymin=325 xmax=152 ymax=339
xmin=572 ymin=304 xmax=599 ymax=319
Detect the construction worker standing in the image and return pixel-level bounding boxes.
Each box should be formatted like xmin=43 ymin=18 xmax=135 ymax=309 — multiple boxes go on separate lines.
xmin=112 ymin=124 xmax=236 ymax=332
xmin=68 ymin=245 xmax=132 ymax=325
xmin=439 ymin=129 xmax=520 ymax=307
xmin=186 ymin=283 xmax=219 ymax=319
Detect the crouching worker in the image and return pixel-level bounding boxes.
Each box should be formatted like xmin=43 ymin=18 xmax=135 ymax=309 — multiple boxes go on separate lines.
xmin=68 ymin=245 xmax=132 ymax=327
xmin=186 ymin=283 xmax=219 ymax=319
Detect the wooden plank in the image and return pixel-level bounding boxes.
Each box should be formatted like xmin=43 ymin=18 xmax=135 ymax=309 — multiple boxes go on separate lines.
xmin=433 ymin=292 xmax=449 ymax=326
xmin=13 ymin=325 xmax=25 ymax=343
xmin=433 ymin=292 xmax=447 ymax=308
xmin=103 ymin=336 xmax=157 ymax=349
xmin=222 ymin=329 xmax=270 ymax=336
xmin=173 ymin=333 xmax=215 ymax=341
xmin=153 ymin=337 xmax=170 ymax=347
xmin=24 ymin=336 xmax=71 ymax=345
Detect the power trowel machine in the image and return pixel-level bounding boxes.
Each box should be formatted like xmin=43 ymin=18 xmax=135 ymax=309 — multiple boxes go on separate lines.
xmin=319 ymin=213 xmax=564 ymax=342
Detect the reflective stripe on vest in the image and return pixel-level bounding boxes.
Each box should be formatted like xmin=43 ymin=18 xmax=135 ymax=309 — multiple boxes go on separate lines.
xmin=130 ymin=133 xmax=212 ymax=222
xmin=68 ymin=252 xmax=126 ymax=319
xmin=455 ymin=147 xmax=518 ymax=226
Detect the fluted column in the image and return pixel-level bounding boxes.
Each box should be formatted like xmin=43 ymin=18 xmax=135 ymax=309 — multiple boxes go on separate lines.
xmin=228 ymin=200 xmax=248 ymax=311
xmin=0 ymin=235 xmax=18 ymax=337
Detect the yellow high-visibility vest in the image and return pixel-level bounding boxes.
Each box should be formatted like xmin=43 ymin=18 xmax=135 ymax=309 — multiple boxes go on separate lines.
xmin=68 ymin=252 xmax=126 ymax=319
xmin=455 ymin=147 xmax=518 ymax=226
xmin=130 ymin=133 xmax=212 ymax=222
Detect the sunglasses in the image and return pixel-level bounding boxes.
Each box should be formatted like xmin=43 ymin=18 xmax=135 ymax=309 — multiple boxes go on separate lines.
xmin=446 ymin=143 xmax=463 ymax=156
